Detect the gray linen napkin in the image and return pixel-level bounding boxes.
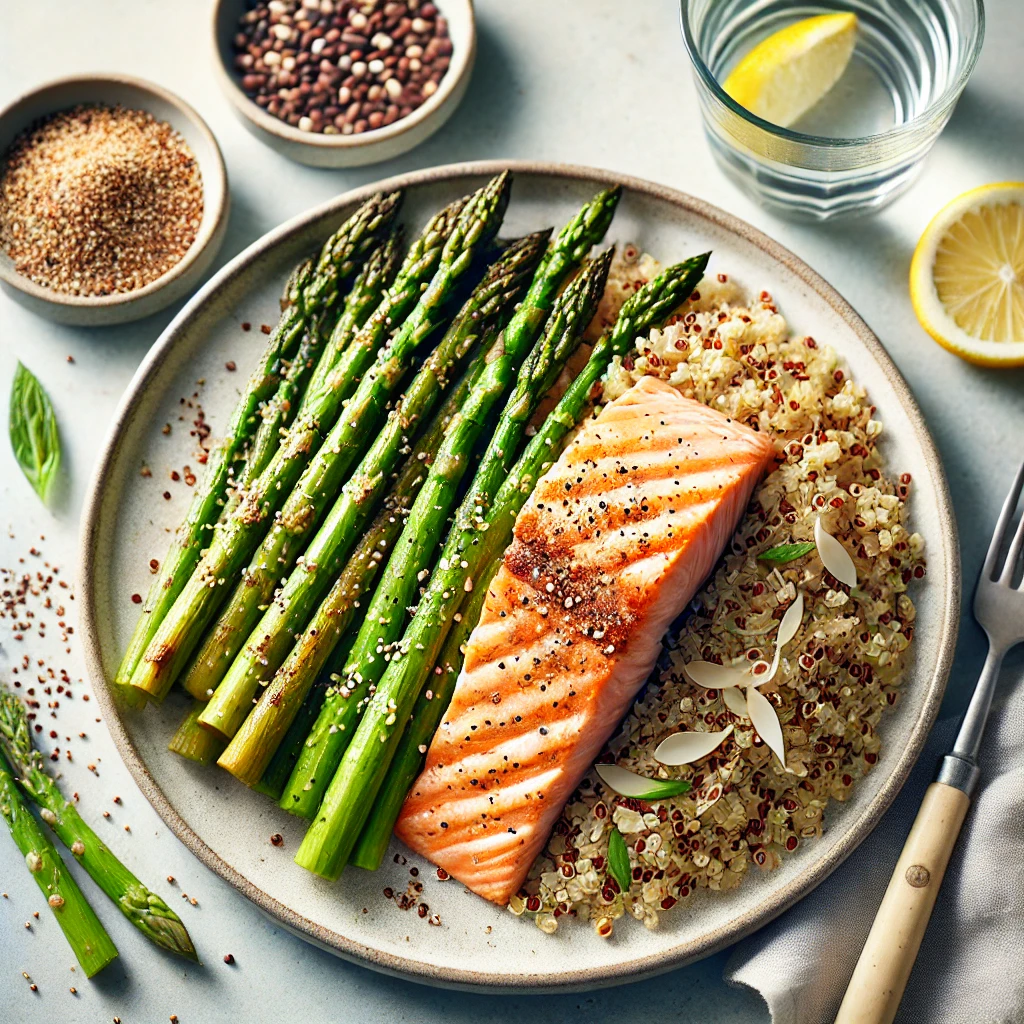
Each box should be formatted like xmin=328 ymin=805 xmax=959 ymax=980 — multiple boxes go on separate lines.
xmin=724 ymin=671 xmax=1024 ymax=1024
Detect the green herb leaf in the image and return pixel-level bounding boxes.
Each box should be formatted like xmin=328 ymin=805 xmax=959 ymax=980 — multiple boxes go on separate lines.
xmin=758 ymin=542 xmax=816 ymax=565
xmin=607 ymin=827 xmax=632 ymax=894
xmin=9 ymin=362 xmax=61 ymax=504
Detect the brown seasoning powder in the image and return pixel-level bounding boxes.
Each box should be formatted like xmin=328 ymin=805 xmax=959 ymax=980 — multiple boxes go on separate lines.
xmin=0 ymin=104 xmax=203 ymax=296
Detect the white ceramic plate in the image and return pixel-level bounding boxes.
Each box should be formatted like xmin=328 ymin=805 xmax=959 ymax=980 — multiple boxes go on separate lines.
xmin=79 ymin=161 xmax=958 ymax=992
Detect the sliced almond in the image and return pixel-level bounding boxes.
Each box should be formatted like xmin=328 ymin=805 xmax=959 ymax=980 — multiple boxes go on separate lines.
xmin=683 ymin=661 xmax=750 ymax=690
xmin=814 ymin=516 xmax=857 ymax=587
xmin=654 ymin=725 xmax=734 ymax=766
xmin=747 ymin=685 xmax=786 ymax=769
xmin=593 ymin=764 xmax=692 ymax=800
xmin=722 ymin=686 xmax=749 ymax=717
xmin=761 ymin=591 xmax=805 ymax=683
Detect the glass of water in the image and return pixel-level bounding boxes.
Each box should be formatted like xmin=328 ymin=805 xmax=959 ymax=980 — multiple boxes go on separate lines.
xmin=680 ymin=0 xmax=985 ymax=220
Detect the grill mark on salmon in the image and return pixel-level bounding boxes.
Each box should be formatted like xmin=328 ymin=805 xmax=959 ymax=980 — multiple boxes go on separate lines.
xmin=396 ymin=376 xmax=776 ymax=904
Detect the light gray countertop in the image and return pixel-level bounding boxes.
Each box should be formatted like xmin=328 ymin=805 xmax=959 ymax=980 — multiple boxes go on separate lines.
xmin=1 ymin=2 xmax=1021 ymax=1021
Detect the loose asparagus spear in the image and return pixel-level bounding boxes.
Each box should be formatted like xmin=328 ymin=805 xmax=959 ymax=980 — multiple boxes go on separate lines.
xmin=278 ymin=348 xmax=492 ymax=818
xmin=277 ymin=188 xmax=622 ymax=813
xmin=175 ymin=174 xmax=512 ymax=717
xmin=183 ymin=236 xmax=401 ymax=690
xmin=246 ymin=249 xmax=609 ymax=798
xmin=349 ymin=548 xmax=499 ymax=870
xmin=129 ymin=181 xmax=504 ymax=703
xmin=207 ymin=230 xmax=547 ymax=751
xmin=169 ymin=701 xmax=227 ymax=766
xmin=0 ymin=749 xmax=119 ymax=977
xmin=295 ymin=253 xmax=710 ymax=880
xmin=115 ymin=192 xmax=401 ymax=702
xmin=0 ymin=690 xmax=197 ymax=960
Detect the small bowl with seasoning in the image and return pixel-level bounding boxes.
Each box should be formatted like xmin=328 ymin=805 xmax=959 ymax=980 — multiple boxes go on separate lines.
xmin=213 ymin=0 xmax=475 ymax=167
xmin=0 ymin=74 xmax=229 ymax=327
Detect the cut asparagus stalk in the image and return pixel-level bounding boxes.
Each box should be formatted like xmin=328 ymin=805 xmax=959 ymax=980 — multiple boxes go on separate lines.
xmin=0 ymin=690 xmax=197 ymax=960
xmin=168 ymin=701 xmax=227 ymax=766
xmin=278 ymin=188 xmax=622 ymax=814
xmin=295 ymin=253 xmax=710 ymax=880
xmin=210 ymin=231 xmax=549 ymax=759
xmin=349 ymin=549 xmax=499 ymax=870
xmin=0 ymin=748 xmax=119 ymax=977
xmin=114 ymin=191 xmax=402 ymax=703
xmin=130 ymin=178 xmax=508 ymax=703
xmin=252 ymin=634 xmax=354 ymax=801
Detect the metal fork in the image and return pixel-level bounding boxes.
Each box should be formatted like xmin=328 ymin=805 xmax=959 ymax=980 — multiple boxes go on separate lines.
xmin=835 ymin=460 xmax=1024 ymax=1024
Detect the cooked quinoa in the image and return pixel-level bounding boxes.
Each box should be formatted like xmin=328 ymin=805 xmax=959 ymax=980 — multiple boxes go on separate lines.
xmin=510 ymin=251 xmax=925 ymax=935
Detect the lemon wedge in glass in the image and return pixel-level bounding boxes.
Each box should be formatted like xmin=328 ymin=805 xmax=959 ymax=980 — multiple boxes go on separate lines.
xmin=723 ymin=13 xmax=859 ymax=129
xmin=910 ymin=184 xmax=1024 ymax=366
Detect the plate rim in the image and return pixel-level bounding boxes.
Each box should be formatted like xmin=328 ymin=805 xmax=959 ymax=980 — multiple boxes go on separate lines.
xmin=78 ymin=159 xmax=960 ymax=991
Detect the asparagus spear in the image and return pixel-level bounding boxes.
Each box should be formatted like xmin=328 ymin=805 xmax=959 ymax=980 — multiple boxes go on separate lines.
xmin=297 ymin=230 xmax=402 ymax=418
xmin=114 ymin=192 xmax=401 ymax=703
xmin=183 ymin=236 xmax=401 ymax=690
xmin=0 ymin=690 xmax=197 ymax=960
xmin=130 ymin=179 xmax=506 ymax=703
xmin=349 ymin=548 xmax=499 ymax=870
xmin=295 ymin=253 xmax=710 ymax=880
xmin=176 ymin=175 xmax=513 ymax=718
xmin=0 ymin=749 xmax=119 ymax=977
xmin=248 ymin=248 xmax=609 ymax=800
xmin=276 ymin=188 xmax=622 ymax=813
xmin=251 ymin=634 xmax=354 ymax=800
xmin=206 ymin=229 xmax=547 ymax=749
xmin=278 ymin=348 xmax=492 ymax=818
xmin=168 ymin=701 xmax=227 ymax=766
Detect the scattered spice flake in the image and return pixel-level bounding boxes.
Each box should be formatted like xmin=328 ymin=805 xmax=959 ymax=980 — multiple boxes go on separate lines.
xmin=225 ymin=361 xmax=237 ymax=372
xmin=223 ymin=953 xmax=235 ymax=964
xmin=270 ymin=833 xmax=284 ymax=847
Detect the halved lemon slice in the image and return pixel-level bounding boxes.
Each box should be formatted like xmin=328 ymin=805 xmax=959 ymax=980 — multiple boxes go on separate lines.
xmin=910 ymin=184 xmax=1024 ymax=366
xmin=722 ymin=13 xmax=858 ymax=128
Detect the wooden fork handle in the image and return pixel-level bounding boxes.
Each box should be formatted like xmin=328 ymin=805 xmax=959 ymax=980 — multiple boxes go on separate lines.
xmin=834 ymin=782 xmax=970 ymax=1024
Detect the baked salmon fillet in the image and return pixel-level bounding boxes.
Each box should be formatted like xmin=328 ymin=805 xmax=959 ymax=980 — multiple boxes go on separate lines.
xmin=395 ymin=376 xmax=776 ymax=904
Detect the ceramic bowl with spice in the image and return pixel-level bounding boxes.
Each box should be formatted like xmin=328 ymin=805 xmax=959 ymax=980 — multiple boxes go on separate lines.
xmin=0 ymin=75 xmax=229 ymax=327
xmin=212 ymin=0 xmax=476 ymax=167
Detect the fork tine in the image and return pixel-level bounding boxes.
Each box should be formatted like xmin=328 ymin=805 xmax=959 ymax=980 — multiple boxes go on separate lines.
xmin=984 ymin=459 xmax=1024 ymax=581
xmin=1002 ymin=495 xmax=1024 ymax=584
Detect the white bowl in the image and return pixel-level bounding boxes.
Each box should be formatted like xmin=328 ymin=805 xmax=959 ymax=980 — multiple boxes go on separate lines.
xmin=0 ymin=74 xmax=229 ymax=327
xmin=212 ymin=0 xmax=476 ymax=168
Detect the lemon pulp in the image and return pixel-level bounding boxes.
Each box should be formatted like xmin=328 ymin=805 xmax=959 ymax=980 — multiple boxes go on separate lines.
xmin=932 ymin=201 xmax=1024 ymax=344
